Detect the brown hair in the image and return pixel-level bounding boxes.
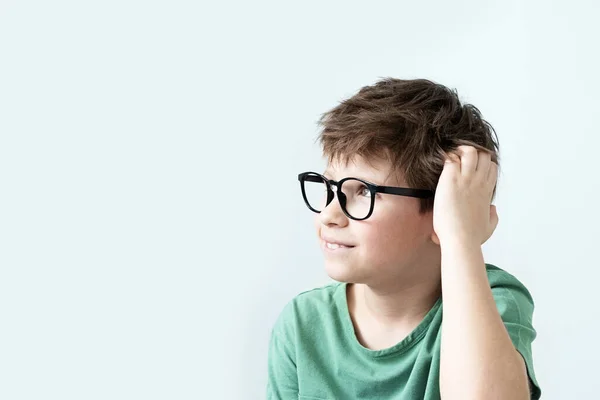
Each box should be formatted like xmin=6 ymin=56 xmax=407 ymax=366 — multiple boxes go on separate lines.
xmin=316 ymin=77 xmax=500 ymax=213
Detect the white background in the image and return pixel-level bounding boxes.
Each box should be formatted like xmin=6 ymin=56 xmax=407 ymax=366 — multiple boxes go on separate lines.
xmin=1 ymin=1 xmax=598 ymax=399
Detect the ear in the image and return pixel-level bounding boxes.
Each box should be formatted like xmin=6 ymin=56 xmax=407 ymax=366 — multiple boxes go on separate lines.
xmin=431 ymin=230 xmax=441 ymax=246
xmin=481 ymin=204 xmax=499 ymax=245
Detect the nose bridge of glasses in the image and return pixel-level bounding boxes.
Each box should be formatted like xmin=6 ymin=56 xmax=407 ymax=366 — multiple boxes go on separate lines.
xmin=325 ymin=181 xmax=337 ymax=206
xmin=325 ymin=180 xmax=348 ymax=209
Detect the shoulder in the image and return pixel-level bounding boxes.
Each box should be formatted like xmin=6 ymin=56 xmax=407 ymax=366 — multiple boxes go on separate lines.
xmin=485 ymin=264 xmax=533 ymax=297
xmin=486 ymin=263 xmax=530 ymax=289
xmin=271 ymin=281 xmax=344 ymax=335
xmin=485 ymin=263 xmax=536 ymax=322
xmin=293 ymin=281 xmax=343 ymax=309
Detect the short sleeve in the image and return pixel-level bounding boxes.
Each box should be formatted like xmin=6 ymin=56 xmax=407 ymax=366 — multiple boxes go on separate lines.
xmin=488 ymin=266 xmax=541 ymax=400
xmin=266 ymin=301 xmax=298 ymax=400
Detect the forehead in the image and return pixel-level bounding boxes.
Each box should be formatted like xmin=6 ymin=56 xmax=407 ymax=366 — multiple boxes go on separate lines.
xmin=323 ymin=155 xmax=405 ymax=186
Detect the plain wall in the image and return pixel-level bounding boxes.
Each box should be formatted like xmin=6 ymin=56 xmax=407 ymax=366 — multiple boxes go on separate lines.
xmin=1 ymin=1 xmax=599 ymax=399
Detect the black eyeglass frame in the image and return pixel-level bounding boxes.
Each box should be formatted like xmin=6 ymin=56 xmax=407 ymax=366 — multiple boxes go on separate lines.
xmin=298 ymin=171 xmax=435 ymax=221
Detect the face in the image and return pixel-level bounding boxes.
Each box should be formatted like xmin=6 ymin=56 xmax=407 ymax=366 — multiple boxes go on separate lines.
xmin=315 ymin=155 xmax=440 ymax=287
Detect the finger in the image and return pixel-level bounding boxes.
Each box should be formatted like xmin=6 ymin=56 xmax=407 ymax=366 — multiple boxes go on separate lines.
xmin=442 ymin=152 xmax=461 ymax=175
xmin=476 ymin=151 xmax=492 ymax=178
xmin=456 ymin=145 xmax=478 ymax=177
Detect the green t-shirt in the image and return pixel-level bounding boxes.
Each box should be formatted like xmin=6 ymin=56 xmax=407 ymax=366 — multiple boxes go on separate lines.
xmin=267 ymin=264 xmax=541 ymax=399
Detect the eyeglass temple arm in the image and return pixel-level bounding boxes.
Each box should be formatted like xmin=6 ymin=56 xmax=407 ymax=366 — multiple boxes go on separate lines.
xmin=377 ymin=185 xmax=435 ymax=199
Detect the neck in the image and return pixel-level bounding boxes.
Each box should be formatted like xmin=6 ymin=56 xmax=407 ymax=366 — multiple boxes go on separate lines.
xmin=350 ymin=264 xmax=442 ymax=327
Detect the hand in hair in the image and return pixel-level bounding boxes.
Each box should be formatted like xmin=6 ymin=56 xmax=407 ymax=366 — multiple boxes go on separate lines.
xmin=431 ymin=145 xmax=499 ymax=248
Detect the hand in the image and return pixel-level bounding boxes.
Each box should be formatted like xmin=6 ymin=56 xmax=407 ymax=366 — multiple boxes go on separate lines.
xmin=431 ymin=145 xmax=499 ymax=248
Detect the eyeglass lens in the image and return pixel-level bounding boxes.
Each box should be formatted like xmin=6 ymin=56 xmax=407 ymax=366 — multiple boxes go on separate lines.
xmin=303 ymin=175 xmax=372 ymax=219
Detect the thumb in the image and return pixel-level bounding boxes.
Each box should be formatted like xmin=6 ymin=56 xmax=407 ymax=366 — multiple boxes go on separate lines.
xmin=442 ymin=152 xmax=461 ymax=174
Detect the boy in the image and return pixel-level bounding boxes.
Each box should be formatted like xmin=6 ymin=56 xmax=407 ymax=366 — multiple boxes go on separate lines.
xmin=267 ymin=78 xmax=540 ymax=399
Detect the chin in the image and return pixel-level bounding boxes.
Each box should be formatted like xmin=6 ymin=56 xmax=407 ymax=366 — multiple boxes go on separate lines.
xmin=324 ymin=260 xmax=361 ymax=283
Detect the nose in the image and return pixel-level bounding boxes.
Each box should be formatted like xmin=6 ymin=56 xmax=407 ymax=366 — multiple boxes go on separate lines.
xmin=318 ymin=189 xmax=349 ymax=227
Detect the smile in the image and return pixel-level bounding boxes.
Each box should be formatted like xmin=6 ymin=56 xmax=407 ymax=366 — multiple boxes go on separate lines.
xmin=323 ymin=240 xmax=355 ymax=250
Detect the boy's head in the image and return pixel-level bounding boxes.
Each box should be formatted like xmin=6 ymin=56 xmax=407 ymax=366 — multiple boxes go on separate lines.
xmin=312 ymin=78 xmax=499 ymax=286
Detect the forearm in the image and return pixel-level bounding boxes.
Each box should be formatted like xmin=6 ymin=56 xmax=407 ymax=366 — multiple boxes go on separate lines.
xmin=439 ymin=240 xmax=529 ymax=400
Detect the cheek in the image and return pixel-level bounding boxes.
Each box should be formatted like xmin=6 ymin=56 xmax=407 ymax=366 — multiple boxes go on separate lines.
xmin=358 ymin=220 xmax=396 ymax=251
xmin=360 ymin=215 xmax=424 ymax=256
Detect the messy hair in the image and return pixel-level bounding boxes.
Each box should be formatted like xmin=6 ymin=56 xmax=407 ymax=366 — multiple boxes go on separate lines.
xmin=317 ymin=77 xmax=500 ymax=213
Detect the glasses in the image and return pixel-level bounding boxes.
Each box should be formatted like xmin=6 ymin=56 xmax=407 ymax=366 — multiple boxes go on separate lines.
xmin=298 ymin=171 xmax=435 ymax=221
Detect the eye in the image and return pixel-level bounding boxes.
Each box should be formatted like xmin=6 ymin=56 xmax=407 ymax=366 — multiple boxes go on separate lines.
xmin=359 ymin=185 xmax=371 ymax=197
